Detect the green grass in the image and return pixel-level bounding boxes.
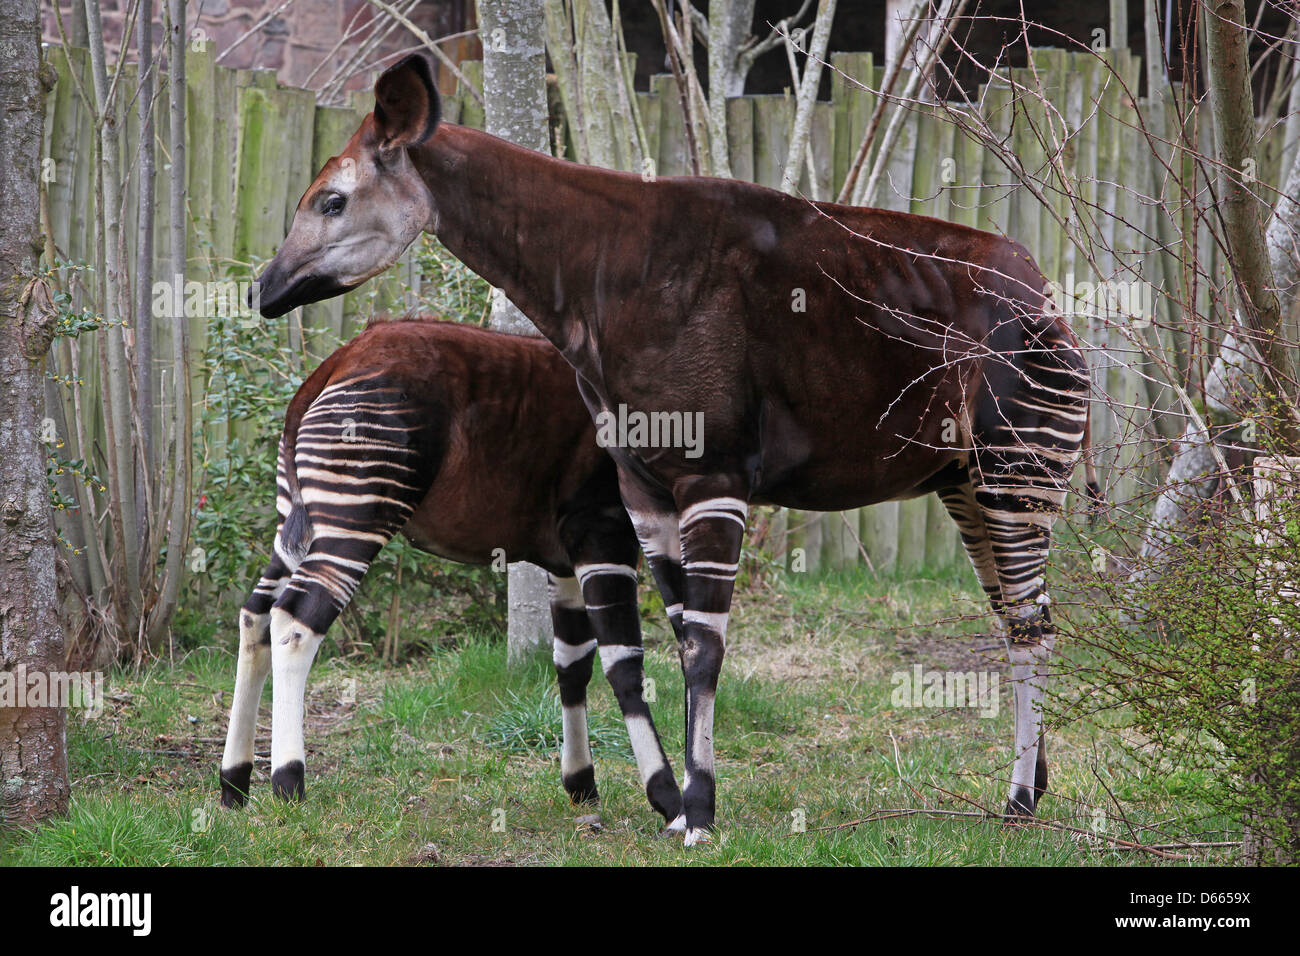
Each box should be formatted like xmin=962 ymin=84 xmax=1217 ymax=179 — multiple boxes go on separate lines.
xmin=0 ymin=566 xmax=1240 ymax=866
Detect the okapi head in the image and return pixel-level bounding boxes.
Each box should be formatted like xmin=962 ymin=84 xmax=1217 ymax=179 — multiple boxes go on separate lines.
xmin=255 ymin=56 xmax=443 ymax=318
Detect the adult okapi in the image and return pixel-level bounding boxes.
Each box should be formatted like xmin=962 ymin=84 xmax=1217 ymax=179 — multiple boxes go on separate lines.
xmin=254 ymin=55 xmax=1098 ymax=845
xmin=218 ymin=317 xmax=684 ymax=828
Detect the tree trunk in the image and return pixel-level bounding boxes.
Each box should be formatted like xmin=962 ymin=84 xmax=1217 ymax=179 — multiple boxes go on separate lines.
xmin=1110 ymin=0 xmax=1128 ymax=49
xmin=543 ymin=0 xmax=589 ymax=164
xmin=1130 ymin=0 xmax=1300 ymax=864
xmin=1137 ymin=4 xmax=1300 ymax=572
xmin=134 ymin=0 xmax=157 ymax=568
xmin=1204 ymin=0 xmax=1294 ymax=439
xmin=779 ymin=0 xmax=836 ymax=195
xmin=85 ymin=0 xmax=143 ymax=642
xmin=146 ymin=0 xmax=192 ymax=651
xmin=477 ymin=0 xmax=554 ymax=664
xmin=705 ymin=0 xmax=740 ymax=177
xmin=0 ymin=0 xmax=69 ymax=826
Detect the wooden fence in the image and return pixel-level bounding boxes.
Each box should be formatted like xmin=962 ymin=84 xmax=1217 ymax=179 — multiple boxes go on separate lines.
xmin=41 ymin=43 xmax=1282 ymax=580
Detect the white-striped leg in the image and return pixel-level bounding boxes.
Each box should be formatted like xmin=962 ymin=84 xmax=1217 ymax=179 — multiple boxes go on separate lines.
xmin=268 ymin=605 xmax=325 ymax=800
xmin=936 ymin=483 xmax=1005 ymax=618
xmin=1006 ymin=629 xmax=1053 ymax=815
xmin=576 ymin=561 xmax=682 ymax=824
xmin=221 ymin=552 xmax=293 ymax=807
xmin=549 ymin=574 xmax=600 ymax=805
xmin=220 ymin=610 xmax=273 ymax=805
xmin=617 ymin=479 xmax=688 ymax=832
xmin=622 ymin=489 xmax=686 ymax=641
xmin=973 ymin=453 xmax=1067 ymax=817
xmin=673 ymin=483 xmax=749 ymax=847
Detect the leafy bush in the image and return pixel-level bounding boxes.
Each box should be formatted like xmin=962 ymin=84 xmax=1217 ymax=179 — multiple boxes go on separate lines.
xmin=1056 ymin=488 xmax=1300 ymax=861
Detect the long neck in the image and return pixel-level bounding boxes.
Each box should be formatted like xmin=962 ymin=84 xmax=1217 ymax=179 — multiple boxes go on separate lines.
xmin=413 ymin=124 xmax=646 ymax=367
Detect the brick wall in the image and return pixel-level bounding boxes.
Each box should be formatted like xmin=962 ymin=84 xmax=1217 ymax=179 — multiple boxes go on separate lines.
xmin=43 ymin=0 xmax=478 ymax=99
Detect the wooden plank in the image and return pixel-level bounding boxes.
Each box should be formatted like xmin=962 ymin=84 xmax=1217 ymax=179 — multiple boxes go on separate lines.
xmin=1059 ymin=49 xmax=1087 ymax=303
xmin=279 ymin=84 xmax=318 ymax=359
xmin=820 ymin=508 xmax=860 ymax=571
xmin=186 ymin=47 xmax=217 ymax=274
xmin=1008 ymin=67 xmax=1042 ymax=259
xmin=977 ymin=78 xmax=1013 ymax=235
xmin=1090 ymin=50 xmax=1123 ymax=477
xmin=637 ymin=88 xmax=661 ymax=176
xmin=456 ymin=60 xmax=485 ymax=131
xmin=787 ymin=509 xmax=823 ymax=575
xmin=1108 ymin=49 xmax=1148 ymax=505
xmin=828 ymin=51 xmax=857 ymax=196
xmin=926 ymin=491 xmax=957 ymax=570
xmin=897 ymin=498 xmax=929 ymax=574
xmin=805 ymin=99 xmax=834 ymax=200
xmin=210 ymin=63 xmax=242 ymax=273
xmin=726 ymin=95 xmax=754 ymax=183
xmin=233 ymin=85 xmax=289 ymax=270
xmin=751 ymin=93 xmax=794 ymax=189
xmin=949 ymin=115 xmax=983 ymax=228
xmin=118 ymin=62 xmax=139 ymax=297
xmin=931 ymin=113 xmax=956 ymax=221
xmin=1031 ymin=47 xmax=1068 ymax=293
xmin=860 ymin=500 xmax=899 ymax=576
xmin=911 ymin=105 xmax=944 ymax=218
xmin=65 ymin=47 xmax=95 ymax=275
xmin=652 ymin=73 xmax=689 ymax=178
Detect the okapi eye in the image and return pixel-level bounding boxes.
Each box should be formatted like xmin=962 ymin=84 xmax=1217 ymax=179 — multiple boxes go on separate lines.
xmin=322 ymin=194 xmax=346 ymax=217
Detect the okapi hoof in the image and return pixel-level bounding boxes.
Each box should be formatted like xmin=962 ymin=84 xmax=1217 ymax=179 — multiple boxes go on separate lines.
xmin=219 ymin=763 xmax=253 ymax=808
xmin=1003 ymin=787 xmax=1038 ymax=821
xmin=657 ymin=813 xmax=688 ymax=838
xmin=646 ymin=767 xmax=683 ymax=824
xmin=683 ymin=826 xmax=715 ymax=848
xmin=271 ymin=761 xmax=306 ymax=802
xmin=562 ymin=765 xmax=600 ymax=806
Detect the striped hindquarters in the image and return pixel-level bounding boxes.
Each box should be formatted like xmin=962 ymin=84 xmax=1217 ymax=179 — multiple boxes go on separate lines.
xmin=266 ymin=372 xmax=437 ymax=631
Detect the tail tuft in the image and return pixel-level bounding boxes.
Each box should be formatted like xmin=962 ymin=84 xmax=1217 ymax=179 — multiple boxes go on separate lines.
xmin=280 ymin=499 xmax=312 ymax=562
xmin=1084 ymin=479 xmax=1105 ymax=527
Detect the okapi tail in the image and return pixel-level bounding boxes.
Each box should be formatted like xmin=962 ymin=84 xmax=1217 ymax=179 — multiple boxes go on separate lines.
xmin=1081 ymin=403 xmax=1104 ymax=525
xmin=278 ymin=347 xmax=348 ymax=558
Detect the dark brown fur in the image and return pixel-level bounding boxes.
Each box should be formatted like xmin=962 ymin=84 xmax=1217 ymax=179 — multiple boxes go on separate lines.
xmin=283 ymin=317 xmax=617 ymax=576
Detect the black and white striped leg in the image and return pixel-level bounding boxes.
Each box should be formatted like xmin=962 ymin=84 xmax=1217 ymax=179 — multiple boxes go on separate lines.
xmin=1004 ymin=626 xmax=1054 ymax=817
xmin=972 ymin=457 xmax=1067 ymax=818
xmin=221 ymin=552 xmax=292 ymax=807
xmin=617 ymin=480 xmax=688 ymax=833
xmin=267 ymin=536 xmax=390 ymax=801
xmin=549 ymin=574 xmax=600 ymax=806
xmin=936 ymin=484 xmax=1005 ymax=620
xmin=620 ymin=480 xmax=686 ymax=643
xmin=673 ymin=479 xmax=748 ymax=846
xmin=574 ymin=561 xmax=683 ymax=824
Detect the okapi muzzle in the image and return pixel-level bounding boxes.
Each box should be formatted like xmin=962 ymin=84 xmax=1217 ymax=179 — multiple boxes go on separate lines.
xmin=254 ymin=264 xmax=356 ymax=319
xmin=252 ymin=58 xmax=441 ymax=318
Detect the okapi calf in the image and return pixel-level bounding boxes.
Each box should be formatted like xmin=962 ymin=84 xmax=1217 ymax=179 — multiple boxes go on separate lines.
xmin=218 ymin=317 xmax=683 ymax=827
xmin=254 ymin=56 xmax=1100 ymax=844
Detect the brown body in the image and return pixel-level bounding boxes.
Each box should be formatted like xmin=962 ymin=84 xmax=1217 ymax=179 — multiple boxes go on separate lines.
xmin=252 ymin=56 xmax=1098 ymax=837
xmin=286 ymin=318 xmax=617 ymax=575
xmin=406 ymin=126 xmax=1078 ymax=513
xmin=222 ymin=316 xmax=682 ymax=821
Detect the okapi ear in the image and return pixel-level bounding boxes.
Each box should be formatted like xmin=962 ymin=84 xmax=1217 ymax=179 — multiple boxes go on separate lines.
xmin=373 ymin=54 xmax=442 ymax=151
